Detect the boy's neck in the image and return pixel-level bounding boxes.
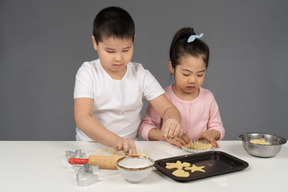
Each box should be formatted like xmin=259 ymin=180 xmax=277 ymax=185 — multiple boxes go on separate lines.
xmin=102 ymin=65 xmax=128 ymax=80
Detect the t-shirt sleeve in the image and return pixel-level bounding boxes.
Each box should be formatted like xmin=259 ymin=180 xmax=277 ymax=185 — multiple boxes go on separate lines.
xmin=74 ymin=62 xmax=94 ymax=99
xmin=141 ymin=69 xmax=165 ymax=101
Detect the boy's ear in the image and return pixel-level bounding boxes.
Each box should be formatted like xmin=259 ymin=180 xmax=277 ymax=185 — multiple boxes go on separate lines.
xmin=91 ymin=36 xmax=98 ymax=51
xmin=168 ymin=61 xmax=175 ymax=74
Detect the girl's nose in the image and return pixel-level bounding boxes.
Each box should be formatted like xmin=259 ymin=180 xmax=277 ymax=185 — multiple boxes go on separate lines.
xmin=189 ymin=75 xmax=196 ymax=83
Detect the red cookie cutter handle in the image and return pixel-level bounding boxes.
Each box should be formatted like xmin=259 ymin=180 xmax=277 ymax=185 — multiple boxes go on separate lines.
xmin=69 ymin=158 xmax=89 ymax=165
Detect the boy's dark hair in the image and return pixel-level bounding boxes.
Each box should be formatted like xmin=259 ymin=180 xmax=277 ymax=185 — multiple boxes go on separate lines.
xmin=93 ymin=6 xmax=135 ymax=44
xmin=169 ymin=27 xmax=210 ymax=69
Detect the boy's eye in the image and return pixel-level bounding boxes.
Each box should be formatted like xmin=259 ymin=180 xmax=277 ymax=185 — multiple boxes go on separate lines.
xmin=106 ymin=50 xmax=114 ymax=53
xmin=123 ymin=48 xmax=130 ymax=52
xmin=198 ymin=74 xmax=204 ymax=77
xmin=183 ymin=73 xmax=190 ymax=76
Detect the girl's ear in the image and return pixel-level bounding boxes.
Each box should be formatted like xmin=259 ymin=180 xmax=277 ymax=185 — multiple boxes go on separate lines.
xmin=91 ymin=36 xmax=98 ymax=51
xmin=168 ymin=61 xmax=175 ymax=74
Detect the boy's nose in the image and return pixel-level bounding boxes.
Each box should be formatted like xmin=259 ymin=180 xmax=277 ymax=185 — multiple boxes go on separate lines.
xmin=115 ymin=53 xmax=122 ymax=62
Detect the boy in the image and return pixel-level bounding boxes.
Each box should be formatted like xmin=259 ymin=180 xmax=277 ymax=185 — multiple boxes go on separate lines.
xmin=74 ymin=6 xmax=185 ymax=155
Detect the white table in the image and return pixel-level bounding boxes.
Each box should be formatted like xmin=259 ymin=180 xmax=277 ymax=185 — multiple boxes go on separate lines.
xmin=0 ymin=141 xmax=287 ymax=192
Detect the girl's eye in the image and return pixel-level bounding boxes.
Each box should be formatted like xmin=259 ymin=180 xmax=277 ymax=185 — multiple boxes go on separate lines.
xmin=183 ymin=73 xmax=190 ymax=76
xmin=197 ymin=73 xmax=205 ymax=77
xmin=123 ymin=49 xmax=129 ymax=52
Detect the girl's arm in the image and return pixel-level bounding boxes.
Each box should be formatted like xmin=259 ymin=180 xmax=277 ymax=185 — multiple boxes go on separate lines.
xmin=149 ymin=94 xmax=183 ymax=139
xmin=138 ymin=103 xmax=162 ymax=141
xmin=206 ymin=97 xmax=225 ymax=140
xmin=194 ymin=95 xmax=225 ymax=147
xmin=74 ymin=98 xmax=137 ymax=155
xmin=139 ymin=95 xmax=190 ymax=147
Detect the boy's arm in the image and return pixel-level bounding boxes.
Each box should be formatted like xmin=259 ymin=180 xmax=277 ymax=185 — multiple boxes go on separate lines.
xmin=74 ymin=98 xmax=136 ymax=155
xmin=149 ymin=94 xmax=183 ymax=138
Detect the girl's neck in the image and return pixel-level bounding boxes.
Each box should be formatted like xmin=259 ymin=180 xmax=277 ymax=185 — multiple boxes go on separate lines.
xmin=172 ymin=84 xmax=200 ymax=101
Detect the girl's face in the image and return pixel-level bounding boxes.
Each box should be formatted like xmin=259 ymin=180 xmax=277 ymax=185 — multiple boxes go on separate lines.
xmin=92 ymin=36 xmax=134 ymax=80
xmin=169 ymin=55 xmax=206 ymax=100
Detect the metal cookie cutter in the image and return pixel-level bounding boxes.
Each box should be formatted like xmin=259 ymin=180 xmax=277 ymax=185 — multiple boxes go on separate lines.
xmin=76 ymin=163 xmax=99 ymax=187
xmin=65 ymin=149 xmax=87 ymax=173
xmin=65 ymin=149 xmax=86 ymax=160
xmin=65 ymin=149 xmax=99 ymax=187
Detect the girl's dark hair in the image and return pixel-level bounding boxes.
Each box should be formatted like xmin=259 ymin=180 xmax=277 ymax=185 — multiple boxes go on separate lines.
xmin=93 ymin=6 xmax=135 ymax=44
xmin=169 ymin=27 xmax=210 ymax=69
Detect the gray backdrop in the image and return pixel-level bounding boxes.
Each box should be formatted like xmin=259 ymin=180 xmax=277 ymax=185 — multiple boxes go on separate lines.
xmin=1 ymin=0 xmax=287 ymax=141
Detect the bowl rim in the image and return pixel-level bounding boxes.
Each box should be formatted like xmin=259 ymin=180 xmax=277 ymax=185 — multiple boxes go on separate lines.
xmin=116 ymin=155 xmax=154 ymax=170
xmin=239 ymin=132 xmax=287 ymax=145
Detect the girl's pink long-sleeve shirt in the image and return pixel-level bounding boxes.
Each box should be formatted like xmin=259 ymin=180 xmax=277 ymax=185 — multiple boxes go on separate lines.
xmin=139 ymin=85 xmax=225 ymax=140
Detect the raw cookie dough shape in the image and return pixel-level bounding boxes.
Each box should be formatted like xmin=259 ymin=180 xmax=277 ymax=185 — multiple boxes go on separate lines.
xmin=172 ymin=169 xmax=190 ymax=177
xmin=186 ymin=141 xmax=212 ymax=149
xmin=250 ymin=139 xmax=271 ymax=145
xmin=166 ymin=160 xmax=191 ymax=170
xmin=184 ymin=164 xmax=205 ymax=173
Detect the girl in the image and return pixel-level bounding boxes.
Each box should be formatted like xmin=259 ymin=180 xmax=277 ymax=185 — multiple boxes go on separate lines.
xmin=139 ymin=27 xmax=225 ymax=148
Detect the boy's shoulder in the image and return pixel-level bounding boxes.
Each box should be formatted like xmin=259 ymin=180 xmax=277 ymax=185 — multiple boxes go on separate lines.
xmin=77 ymin=59 xmax=99 ymax=72
xmin=128 ymin=62 xmax=152 ymax=76
xmin=81 ymin=59 xmax=99 ymax=68
xmin=129 ymin=61 xmax=145 ymax=70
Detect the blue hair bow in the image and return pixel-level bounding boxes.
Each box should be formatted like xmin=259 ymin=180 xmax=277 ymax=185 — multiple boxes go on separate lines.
xmin=187 ymin=33 xmax=204 ymax=43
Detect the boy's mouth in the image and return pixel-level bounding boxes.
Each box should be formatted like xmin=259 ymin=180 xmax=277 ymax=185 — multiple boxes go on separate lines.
xmin=113 ymin=64 xmax=123 ymax=68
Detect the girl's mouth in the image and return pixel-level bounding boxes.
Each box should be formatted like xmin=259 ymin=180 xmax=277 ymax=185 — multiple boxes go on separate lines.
xmin=186 ymin=86 xmax=195 ymax=90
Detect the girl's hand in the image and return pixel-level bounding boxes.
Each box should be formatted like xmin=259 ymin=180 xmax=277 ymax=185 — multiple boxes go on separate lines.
xmin=162 ymin=119 xmax=184 ymax=139
xmin=194 ymin=130 xmax=220 ymax=148
xmin=165 ymin=133 xmax=191 ymax=148
xmin=112 ymin=137 xmax=137 ymax=156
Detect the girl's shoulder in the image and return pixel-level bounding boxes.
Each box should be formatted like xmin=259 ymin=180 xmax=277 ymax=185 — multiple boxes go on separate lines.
xmin=163 ymin=85 xmax=175 ymax=100
xmin=199 ymin=87 xmax=216 ymax=100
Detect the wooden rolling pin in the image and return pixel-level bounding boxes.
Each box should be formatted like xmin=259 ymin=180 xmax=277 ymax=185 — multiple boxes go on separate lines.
xmin=69 ymin=155 xmax=122 ymax=169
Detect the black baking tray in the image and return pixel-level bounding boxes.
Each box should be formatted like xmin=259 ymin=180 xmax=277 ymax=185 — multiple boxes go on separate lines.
xmin=154 ymin=151 xmax=249 ymax=182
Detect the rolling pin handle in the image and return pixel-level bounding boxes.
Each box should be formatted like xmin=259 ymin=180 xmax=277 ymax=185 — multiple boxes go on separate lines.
xmin=68 ymin=158 xmax=89 ymax=165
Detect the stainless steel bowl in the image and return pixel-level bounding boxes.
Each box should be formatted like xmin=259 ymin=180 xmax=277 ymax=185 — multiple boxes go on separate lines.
xmin=239 ymin=132 xmax=286 ymax=158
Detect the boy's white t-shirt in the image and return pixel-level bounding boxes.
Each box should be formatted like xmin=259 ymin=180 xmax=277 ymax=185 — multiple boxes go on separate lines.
xmin=74 ymin=59 xmax=165 ymax=141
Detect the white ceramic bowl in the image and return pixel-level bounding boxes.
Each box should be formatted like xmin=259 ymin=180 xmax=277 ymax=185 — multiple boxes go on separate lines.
xmin=116 ymin=156 xmax=154 ymax=183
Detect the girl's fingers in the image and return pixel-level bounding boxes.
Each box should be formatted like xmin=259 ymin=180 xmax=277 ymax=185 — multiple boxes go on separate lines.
xmin=182 ymin=134 xmax=191 ymax=144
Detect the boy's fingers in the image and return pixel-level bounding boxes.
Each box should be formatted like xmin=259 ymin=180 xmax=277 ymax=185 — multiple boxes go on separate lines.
xmin=129 ymin=140 xmax=137 ymax=155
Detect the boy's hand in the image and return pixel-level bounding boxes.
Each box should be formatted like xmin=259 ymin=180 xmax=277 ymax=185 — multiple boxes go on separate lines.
xmin=112 ymin=137 xmax=137 ymax=156
xmin=162 ymin=119 xmax=184 ymax=139
xmin=194 ymin=130 xmax=220 ymax=148
xmin=165 ymin=133 xmax=191 ymax=148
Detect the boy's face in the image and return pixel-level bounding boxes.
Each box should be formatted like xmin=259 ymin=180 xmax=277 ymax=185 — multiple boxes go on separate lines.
xmin=92 ymin=36 xmax=134 ymax=80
